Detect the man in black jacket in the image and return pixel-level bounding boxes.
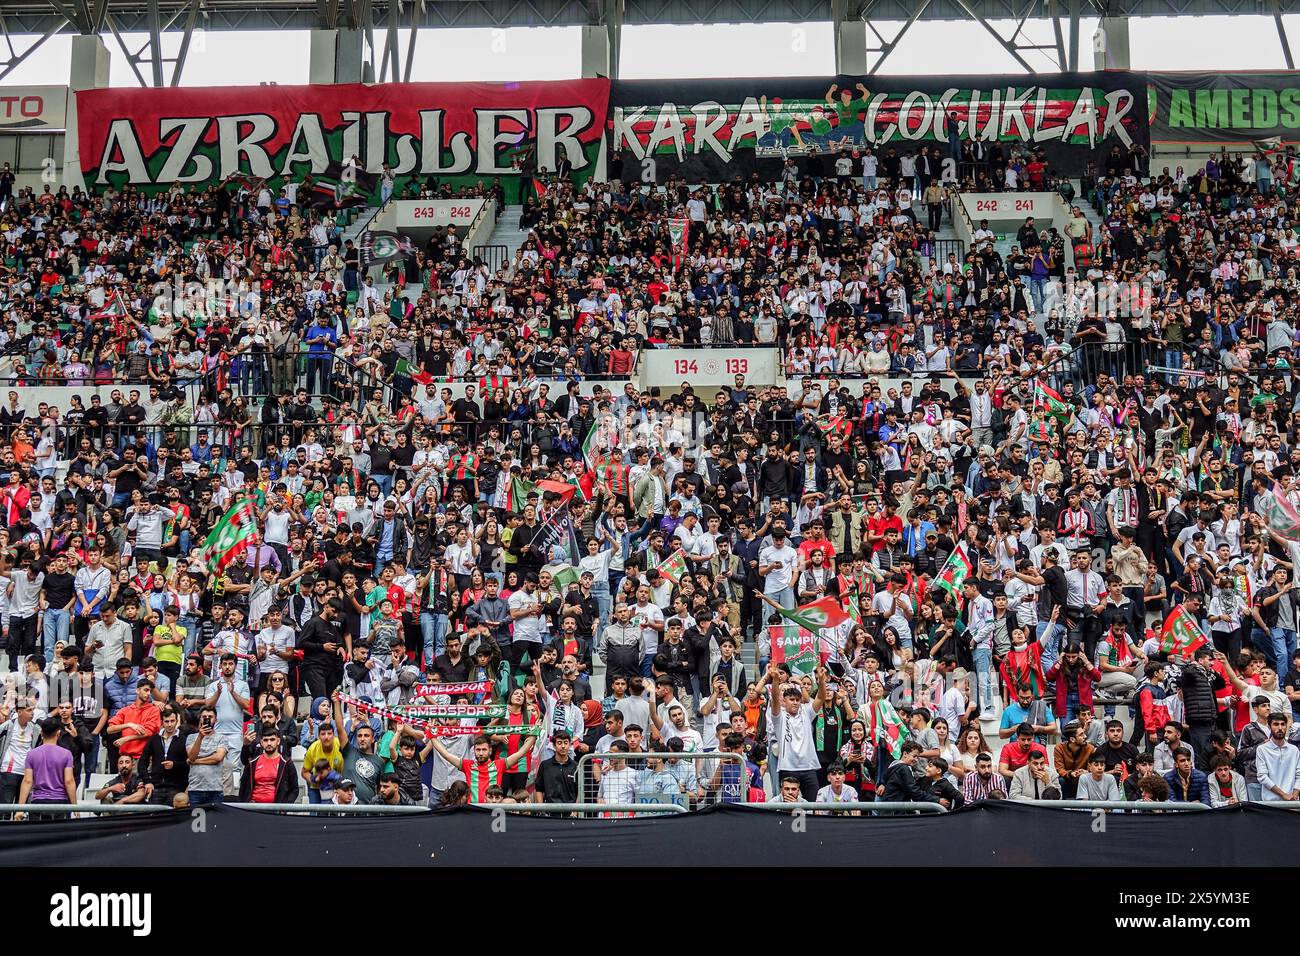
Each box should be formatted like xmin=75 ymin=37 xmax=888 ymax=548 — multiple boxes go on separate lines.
xmin=882 ymin=741 xmax=941 ymax=803
xmin=137 ymin=705 xmax=189 ymax=806
xmin=298 ymin=600 xmax=345 ymax=698
xmin=1180 ymin=645 xmax=1231 ymax=769
xmin=238 ymin=725 xmax=300 ymax=804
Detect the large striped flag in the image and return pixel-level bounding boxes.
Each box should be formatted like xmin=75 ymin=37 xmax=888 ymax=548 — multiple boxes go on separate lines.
xmin=1259 ymin=484 xmax=1300 ymax=542
xmin=654 ymin=548 xmax=690 ymax=585
xmin=777 ymin=595 xmax=850 ymax=632
xmin=815 ymin=413 xmax=853 ymax=439
xmin=535 ymin=478 xmax=578 ymax=504
xmin=1033 ymin=379 xmax=1072 ymax=423
xmin=1159 ymin=605 xmax=1208 ymax=658
xmin=769 ymin=623 xmax=817 ymax=677
xmin=867 ymin=698 xmax=909 ymax=760
xmin=199 ymin=499 xmax=259 ymax=575
xmin=934 ymin=545 xmax=973 ymax=606
xmin=505 ymin=476 xmax=536 ymax=511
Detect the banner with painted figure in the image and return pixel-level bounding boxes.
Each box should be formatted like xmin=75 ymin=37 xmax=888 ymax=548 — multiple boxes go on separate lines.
xmin=75 ymin=79 xmax=610 ymax=202
xmin=611 ymin=72 xmax=1149 ymax=181
xmin=1148 ymin=72 xmax=1300 ymax=145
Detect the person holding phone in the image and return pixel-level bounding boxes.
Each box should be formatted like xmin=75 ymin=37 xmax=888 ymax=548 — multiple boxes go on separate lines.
xmin=185 ymin=706 xmax=228 ymax=807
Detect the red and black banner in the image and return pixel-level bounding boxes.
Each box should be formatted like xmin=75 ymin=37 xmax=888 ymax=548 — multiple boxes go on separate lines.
xmin=75 ymin=79 xmax=609 ymax=202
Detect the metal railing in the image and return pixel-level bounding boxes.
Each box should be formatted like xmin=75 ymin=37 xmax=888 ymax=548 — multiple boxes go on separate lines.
xmin=575 ymin=751 xmax=745 ymax=803
xmin=933 ymin=238 xmax=966 ymax=262
xmin=742 ymin=801 xmax=946 ymax=814
xmin=472 ymin=243 xmax=510 ymax=273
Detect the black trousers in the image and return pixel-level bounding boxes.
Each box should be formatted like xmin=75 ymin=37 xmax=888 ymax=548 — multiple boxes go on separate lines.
xmin=6 ymin=614 xmax=37 ymax=670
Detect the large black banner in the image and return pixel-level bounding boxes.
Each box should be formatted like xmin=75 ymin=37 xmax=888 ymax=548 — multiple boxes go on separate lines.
xmin=611 ymin=71 xmax=1149 ymax=182
xmin=1149 ymin=72 xmax=1300 ymax=145
xmin=4 ymin=802 xmax=1298 ymax=867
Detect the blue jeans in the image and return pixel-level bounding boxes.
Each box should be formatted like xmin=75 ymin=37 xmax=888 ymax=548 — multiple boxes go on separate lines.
xmin=591 ymin=580 xmax=611 ymax=646
xmin=42 ymin=608 xmax=70 ymax=658
xmin=307 ymin=788 xmax=323 ymax=804
xmin=640 ymin=653 xmax=656 ymax=678
xmin=1029 ymin=276 xmax=1047 ymax=313
xmin=420 ymin=611 xmax=449 ymax=669
xmin=973 ymin=646 xmax=994 ymax=712
xmin=766 ymin=587 xmax=795 ymax=611
xmin=1248 ymin=782 xmax=1263 ymax=802
xmin=1036 ymin=620 xmax=1065 ymax=673
xmin=372 ymin=474 xmax=393 ymax=498
xmin=189 ymin=790 xmax=224 ymax=807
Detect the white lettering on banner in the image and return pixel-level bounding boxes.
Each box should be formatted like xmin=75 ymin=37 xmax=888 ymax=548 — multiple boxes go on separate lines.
xmin=641 ymin=349 xmax=778 ymax=388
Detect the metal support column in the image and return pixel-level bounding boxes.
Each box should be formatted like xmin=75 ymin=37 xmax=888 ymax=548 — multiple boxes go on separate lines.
xmin=1067 ymin=0 xmax=1080 ymax=72
xmin=832 ymin=0 xmax=867 ymax=75
xmin=1275 ymin=1 xmax=1294 ymax=70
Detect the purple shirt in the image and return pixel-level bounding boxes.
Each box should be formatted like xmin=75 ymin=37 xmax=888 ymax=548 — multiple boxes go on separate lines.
xmin=26 ymin=743 xmax=72 ymax=802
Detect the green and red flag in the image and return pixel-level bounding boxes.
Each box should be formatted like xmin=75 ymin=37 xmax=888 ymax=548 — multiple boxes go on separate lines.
xmin=535 ymin=478 xmax=578 ymax=505
xmin=654 ymin=548 xmax=690 ymax=585
xmin=1259 ymin=484 xmax=1300 ymax=543
xmin=199 ymin=499 xmax=259 ymax=575
xmin=89 ymin=290 xmax=128 ymax=323
xmin=768 ymin=623 xmax=817 ymax=677
xmin=777 ymin=595 xmax=850 ymax=632
xmin=394 ymin=357 xmax=433 ymax=386
xmin=1033 ymin=379 xmax=1072 ymax=423
xmin=1159 ymin=605 xmax=1208 ymax=658
xmin=934 ymin=545 xmax=974 ymax=606
xmin=815 ymin=414 xmax=852 ymax=439
xmin=505 ymin=476 xmax=536 ymax=512
xmin=867 ymin=699 xmax=909 ymax=760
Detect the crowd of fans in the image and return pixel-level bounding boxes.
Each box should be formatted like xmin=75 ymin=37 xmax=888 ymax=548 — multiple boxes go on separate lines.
xmin=2 ymin=132 xmax=1300 ymax=818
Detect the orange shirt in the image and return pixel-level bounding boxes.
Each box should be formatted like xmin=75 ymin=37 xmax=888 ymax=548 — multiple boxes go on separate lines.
xmin=107 ymin=701 xmax=161 ymax=758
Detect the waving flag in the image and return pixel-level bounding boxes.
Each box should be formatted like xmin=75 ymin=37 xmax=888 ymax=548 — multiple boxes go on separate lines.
xmin=535 ymin=478 xmax=578 ymax=505
xmin=88 ymin=290 xmax=129 ymax=323
xmin=1158 ymin=605 xmax=1208 ymax=658
xmin=934 ymin=545 xmax=974 ymax=606
xmin=529 ymin=503 xmax=581 ymax=564
xmin=777 ymin=595 xmax=850 ymax=632
xmin=505 ymin=476 xmax=537 ymax=512
xmin=359 ymin=230 xmax=414 ymax=268
xmin=769 ymin=623 xmax=817 ymax=677
xmin=1033 ymin=379 xmax=1072 ymax=423
xmin=200 ymin=499 xmax=259 ymax=575
xmin=394 ymin=357 xmax=433 ymax=386
xmin=815 ymin=414 xmax=853 ymax=439
xmin=654 ymin=548 xmax=690 ymax=585
xmin=867 ymin=698 xmax=909 ymax=760
xmin=1259 ymin=484 xmax=1300 ymax=542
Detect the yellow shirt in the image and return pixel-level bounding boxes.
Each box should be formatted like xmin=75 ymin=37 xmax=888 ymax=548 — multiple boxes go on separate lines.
xmin=151 ymin=623 xmax=187 ymax=665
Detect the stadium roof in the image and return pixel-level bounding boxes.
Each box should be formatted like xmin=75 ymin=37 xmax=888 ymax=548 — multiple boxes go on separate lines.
xmin=3 ymin=0 xmax=1286 ymax=33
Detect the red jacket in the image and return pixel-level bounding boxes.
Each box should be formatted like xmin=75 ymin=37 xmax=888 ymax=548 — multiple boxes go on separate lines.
xmin=1045 ymin=660 xmax=1102 ymax=716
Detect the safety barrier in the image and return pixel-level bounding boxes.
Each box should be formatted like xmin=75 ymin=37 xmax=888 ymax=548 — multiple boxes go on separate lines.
xmin=0 ymin=801 xmax=683 ymax=817
xmin=575 ymin=751 xmax=745 ymax=803
xmin=742 ymin=801 xmax=946 ymax=814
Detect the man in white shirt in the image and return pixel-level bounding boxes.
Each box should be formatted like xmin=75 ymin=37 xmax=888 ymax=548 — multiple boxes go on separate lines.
xmin=254 ymin=607 xmax=296 ymax=695
xmin=507 ymin=572 xmax=545 ymax=666
xmin=1257 ymin=713 xmax=1300 ymax=800
xmin=765 ymin=666 xmax=822 ymax=801
xmin=758 ymin=528 xmax=799 ymax=609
